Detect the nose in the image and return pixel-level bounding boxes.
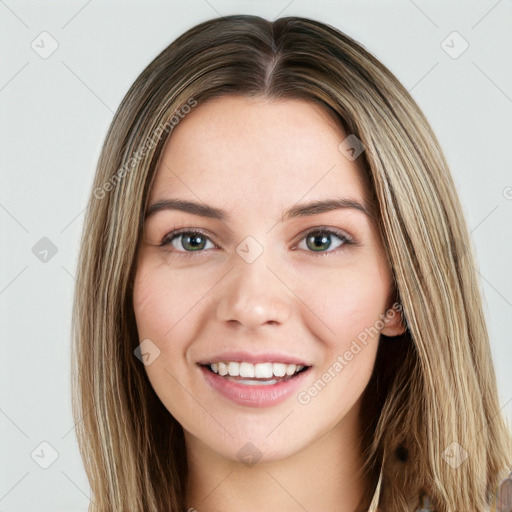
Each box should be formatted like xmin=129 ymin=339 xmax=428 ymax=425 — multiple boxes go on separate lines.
xmin=216 ymin=256 xmax=292 ymax=330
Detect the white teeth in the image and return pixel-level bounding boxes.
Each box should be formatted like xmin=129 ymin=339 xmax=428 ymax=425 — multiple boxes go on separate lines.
xmin=237 ymin=379 xmax=279 ymax=386
xmin=239 ymin=362 xmax=255 ymax=378
xmin=254 ymin=363 xmax=273 ymax=378
xmin=218 ymin=362 xmax=228 ymax=376
xmin=273 ymin=363 xmax=287 ymax=377
xmin=228 ymin=362 xmax=239 ymax=376
xmin=208 ymin=361 xmax=306 ymax=378
xmin=285 ymin=364 xmax=297 ymax=376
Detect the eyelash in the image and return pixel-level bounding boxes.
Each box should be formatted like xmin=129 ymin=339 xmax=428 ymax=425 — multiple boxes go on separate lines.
xmin=159 ymin=226 xmax=356 ymax=257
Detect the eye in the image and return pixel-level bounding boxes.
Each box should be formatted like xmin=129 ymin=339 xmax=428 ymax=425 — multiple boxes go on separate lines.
xmin=295 ymin=228 xmax=354 ymax=254
xmin=160 ymin=229 xmax=216 ymax=254
xmin=159 ymin=227 xmax=355 ymax=256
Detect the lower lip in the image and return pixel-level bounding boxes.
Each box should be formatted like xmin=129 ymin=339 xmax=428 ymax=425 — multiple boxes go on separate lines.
xmin=199 ymin=365 xmax=311 ymax=408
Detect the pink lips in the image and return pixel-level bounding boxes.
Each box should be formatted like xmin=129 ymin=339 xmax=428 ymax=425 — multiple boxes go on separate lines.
xmin=196 ymin=350 xmax=310 ymax=366
xmin=199 ymin=364 xmax=311 ymax=407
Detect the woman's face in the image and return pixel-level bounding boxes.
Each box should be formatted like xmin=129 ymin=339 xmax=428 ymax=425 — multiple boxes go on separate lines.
xmin=133 ymin=95 xmax=403 ymax=464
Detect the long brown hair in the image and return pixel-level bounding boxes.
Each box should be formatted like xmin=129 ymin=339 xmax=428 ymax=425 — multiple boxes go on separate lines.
xmin=71 ymin=14 xmax=512 ymax=511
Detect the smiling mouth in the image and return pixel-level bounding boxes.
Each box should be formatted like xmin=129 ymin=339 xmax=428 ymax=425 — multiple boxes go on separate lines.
xmin=200 ymin=362 xmax=311 ymax=385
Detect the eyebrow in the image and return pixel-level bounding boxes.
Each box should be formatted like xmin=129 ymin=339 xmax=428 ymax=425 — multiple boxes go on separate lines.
xmin=144 ymin=197 xmax=372 ymax=222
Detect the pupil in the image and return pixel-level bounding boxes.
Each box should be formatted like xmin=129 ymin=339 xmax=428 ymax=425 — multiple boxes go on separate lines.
xmin=184 ymin=234 xmax=205 ymax=251
xmin=307 ymin=233 xmax=331 ymax=251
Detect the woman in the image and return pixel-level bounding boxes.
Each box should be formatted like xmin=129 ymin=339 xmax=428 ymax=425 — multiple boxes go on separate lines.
xmin=71 ymin=14 xmax=512 ymax=512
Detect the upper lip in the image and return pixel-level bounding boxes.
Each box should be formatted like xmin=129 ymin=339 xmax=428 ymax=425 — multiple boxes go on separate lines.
xmin=197 ymin=351 xmax=312 ymax=366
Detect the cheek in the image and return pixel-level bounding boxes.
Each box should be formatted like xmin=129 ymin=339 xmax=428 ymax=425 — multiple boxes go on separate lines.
xmin=132 ymin=260 xmax=207 ymax=341
xmin=292 ymin=265 xmax=387 ymax=421
xmin=132 ymin=264 xmax=202 ymax=418
xmin=132 ymin=259 xmax=219 ymax=391
xmin=298 ymin=258 xmax=390 ymax=348
xmin=132 ymin=267 xmax=168 ymax=338
xmin=132 ymin=264 xmax=190 ymax=383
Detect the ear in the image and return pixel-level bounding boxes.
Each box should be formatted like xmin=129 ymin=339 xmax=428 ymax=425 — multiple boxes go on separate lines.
xmin=380 ymin=302 xmax=407 ymax=337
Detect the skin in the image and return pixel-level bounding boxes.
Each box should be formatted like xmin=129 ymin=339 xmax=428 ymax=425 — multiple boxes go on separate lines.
xmin=132 ymin=95 xmax=405 ymax=512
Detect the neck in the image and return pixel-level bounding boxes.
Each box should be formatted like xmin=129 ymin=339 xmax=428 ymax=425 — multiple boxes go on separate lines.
xmin=184 ymin=403 xmax=373 ymax=512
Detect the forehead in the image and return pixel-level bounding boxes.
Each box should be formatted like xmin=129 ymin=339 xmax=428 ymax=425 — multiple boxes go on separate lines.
xmin=148 ymin=96 xmax=369 ymax=211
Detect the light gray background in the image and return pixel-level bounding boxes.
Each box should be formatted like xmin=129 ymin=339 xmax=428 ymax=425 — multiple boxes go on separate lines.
xmin=1 ymin=1 xmax=511 ymax=510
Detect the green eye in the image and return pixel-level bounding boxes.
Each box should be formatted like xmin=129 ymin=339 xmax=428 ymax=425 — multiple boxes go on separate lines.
xmin=161 ymin=230 xmax=215 ymax=252
xmin=299 ymin=229 xmax=352 ymax=253
xmin=160 ymin=227 xmax=354 ymax=256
